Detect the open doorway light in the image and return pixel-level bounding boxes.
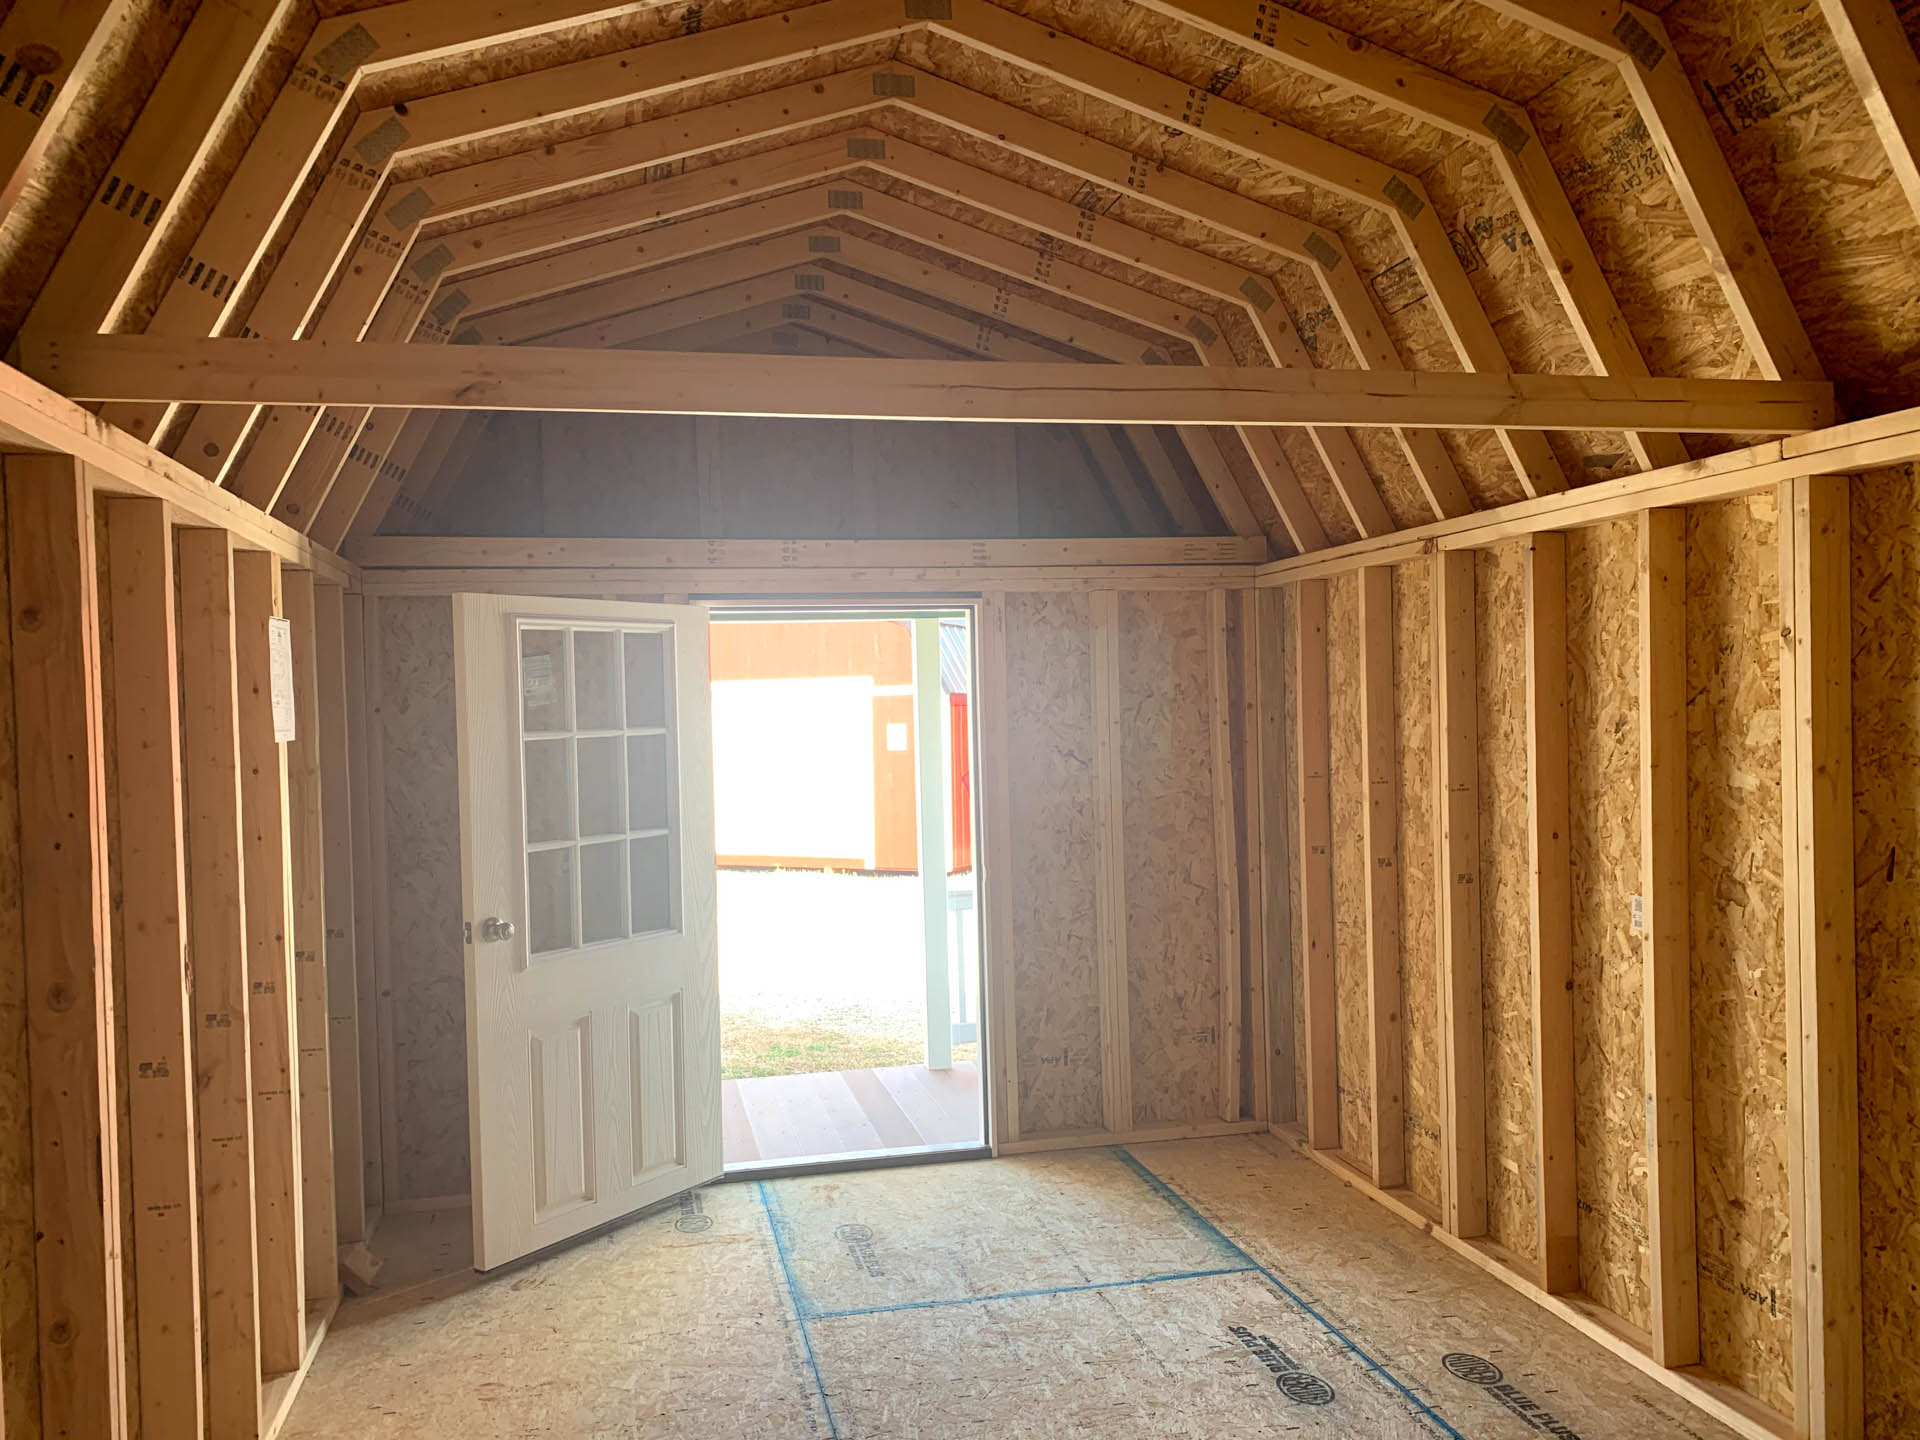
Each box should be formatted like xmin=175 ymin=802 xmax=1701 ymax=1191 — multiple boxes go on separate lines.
xmin=709 ymin=607 xmax=987 ymax=1174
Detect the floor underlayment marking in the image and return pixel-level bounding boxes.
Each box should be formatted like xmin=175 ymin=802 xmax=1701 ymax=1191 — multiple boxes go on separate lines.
xmin=760 ymin=1143 xmax=1462 ymax=1436
xmin=801 ymin=1263 xmax=1259 ymax=1321
xmin=278 ymin=1136 xmax=1756 ymax=1438
xmin=758 ymin=1180 xmax=842 ymax=1438
xmin=1113 ymin=1147 xmax=1467 ymax=1440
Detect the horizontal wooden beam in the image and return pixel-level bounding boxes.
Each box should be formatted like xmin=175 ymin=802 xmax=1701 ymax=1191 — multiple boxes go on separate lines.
xmin=1254 ymin=404 xmax=1920 ymax=582
xmin=358 ymin=564 xmax=1257 ymax=596
xmin=22 ymin=338 xmax=1835 ymax=434
xmin=0 ymin=361 xmax=356 ymax=584
xmin=351 ymin=535 xmax=1266 ymax=568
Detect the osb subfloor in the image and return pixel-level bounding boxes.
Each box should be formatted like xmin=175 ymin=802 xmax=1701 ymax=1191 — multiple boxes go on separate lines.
xmin=723 ymin=1062 xmax=983 ymax=1166
xmin=285 ymin=1136 xmax=1746 ymax=1438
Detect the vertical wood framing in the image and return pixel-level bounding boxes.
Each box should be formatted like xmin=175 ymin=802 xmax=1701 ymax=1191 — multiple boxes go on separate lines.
xmin=1091 ymin=589 xmax=1132 ymax=1133
xmin=1256 ymin=589 xmax=1295 ymax=1126
xmin=343 ymin=593 xmax=384 ymax=1216
xmin=4 ymin=454 xmax=129 ymax=1439
xmin=103 ymin=496 xmax=206 ymax=1440
xmin=1358 ymin=566 xmax=1405 ymax=1189
xmin=1433 ymin=548 xmax=1487 ymax=1238
xmin=232 ymin=548 xmax=305 ymax=1374
xmin=1780 ymin=475 xmax=1863 ymax=1438
xmin=1292 ymin=579 xmax=1338 ymax=1150
xmin=1638 ymin=507 xmax=1698 ymax=1367
xmin=1524 ymin=533 xmax=1577 ymax=1293
xmin=1209 ymin=589 xmax=1242 ymax=1122
xmin=282 ymin=570 xmax=338 ymax=1302
xmin=315 ymin=584 xmax=367 ymax=1246
xmin=175 ymin=526 xmax=262 ymax=1438
xmin=1237 ymin=590 xmax=1269 ymax=1125
xmin=976 ymin=593 xmax=1019 ymax=1147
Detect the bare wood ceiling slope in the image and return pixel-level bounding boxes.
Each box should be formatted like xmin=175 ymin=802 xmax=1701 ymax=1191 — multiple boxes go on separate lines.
xmin=0 ymin=0 xmax=1916 ymax=556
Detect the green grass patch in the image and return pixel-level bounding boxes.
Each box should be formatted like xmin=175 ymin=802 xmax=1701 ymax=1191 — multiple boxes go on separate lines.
xmin=722 ymin=1007 xmax=978 ymax=1079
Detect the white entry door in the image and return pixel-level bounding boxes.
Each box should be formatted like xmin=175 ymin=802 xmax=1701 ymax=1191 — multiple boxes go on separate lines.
xmin=453 ymin=594 xmax=720 ymax=1270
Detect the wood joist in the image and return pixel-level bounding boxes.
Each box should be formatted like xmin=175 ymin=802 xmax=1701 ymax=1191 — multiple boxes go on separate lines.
xmin=11 ymin=0 xmax=1906 ymax=557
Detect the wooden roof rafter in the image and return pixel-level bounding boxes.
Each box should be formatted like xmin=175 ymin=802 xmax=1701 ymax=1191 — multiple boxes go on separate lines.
xmin=84 ymin=0 xmax=1568 ymax=506
xmin=299 ymin=178 xmax=1342 ymax=548
xmin=1471 ymin=0 xmax=1824 ymax=382
xmin=0 ymin=0 xmax=134 ymax=211
xmin=424 ymin=272 xmax=1237 ymax=537
xmin=417 ymin=126 xmax=1411 ymax=533
xmin=289 ymin=230 xmax=1273 ymax=545
xmin=517 ymin=258 xmax=1264 ymax=536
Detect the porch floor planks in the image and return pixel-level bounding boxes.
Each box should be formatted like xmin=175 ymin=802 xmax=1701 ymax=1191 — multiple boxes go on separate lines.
xmin=723 ymin=1061 xmax=982 ymax=1165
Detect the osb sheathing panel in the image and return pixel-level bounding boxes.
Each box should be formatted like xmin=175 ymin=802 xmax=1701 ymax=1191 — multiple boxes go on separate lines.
xmin=356 ymin=0 xmax=820 ymax=114
xmin=1391 ymin=559 xmax=1442 ymax=1213
xmin=1472 ymin=542 xmax=1538 ymax=1264
xmin=1849 ymin=463 xmax=1920 ymax=1436
xmin=0 ymin=491 xmax=37 ymax=1440
xmin=1003 ymin=590 xmax=1104 ymax=1137
xmin=374 ymin=596 xmax=471 ymax=1201
xmin=1119 ymin=588 xmax=1222 ymax=1128
xmin=1530 ymin=58 xmax=1751 ymax=391
xmin=1564 ymin=519 xmax=1651 ymax=1332
xmin=1664 ymin=0 xmax=1920 ymax=413
xmin=1684 ymin=494 xmax=1791 ymax=1412
xmin=1419 ymin=141 xmax=1632 ymax=485
xmin=1286 ymin=0 xmax=1590 ymax=102
xmin=1324 ymin=571 xmax=1371 ymax=1169
xmin=908 ymin=31 xmax=1520 ymax=507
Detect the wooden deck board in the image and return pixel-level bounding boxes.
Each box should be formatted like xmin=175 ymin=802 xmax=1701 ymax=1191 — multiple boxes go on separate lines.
xmin=723 ymin=1062 xmax=982 ymax=1164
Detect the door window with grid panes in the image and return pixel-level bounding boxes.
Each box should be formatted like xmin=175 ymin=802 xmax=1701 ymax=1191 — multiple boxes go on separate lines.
xmin=519 ymin=623 xmax=680 ymax=957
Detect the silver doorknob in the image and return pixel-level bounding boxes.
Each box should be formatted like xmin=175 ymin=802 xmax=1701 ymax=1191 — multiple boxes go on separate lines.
xmin=481 ymin=917 xmax=516 ymax=943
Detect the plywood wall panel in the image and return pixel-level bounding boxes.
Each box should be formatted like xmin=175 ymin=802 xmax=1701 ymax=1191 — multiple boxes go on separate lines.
xmin=1565 ymin=519 xmax=1651 ymax=1331
xmin=1391 ymin=561 xmax=1443 ymax=1214
xmin=1325 ymin=573 xmax=1372 ymax=1169
xmin=1119 ymin=589 xmax=1222 ymax=1128
xmin=373 ymin=596 xmax=470 ymax=1202
xmin=1474 ymin=543 xmax=1539 ymax=1264
xmin=1849 ymin=461 xmax=1920 ymax=1437
xmin=1004 ymin=591 xmax=1104 ymax=1137
xmin=1684 ymin=495 xmax=1791 ymax=1412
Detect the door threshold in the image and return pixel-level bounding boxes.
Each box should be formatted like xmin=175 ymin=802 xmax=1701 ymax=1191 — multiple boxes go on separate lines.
xmin=720 ymin=1140 xmax=989 ymax=1183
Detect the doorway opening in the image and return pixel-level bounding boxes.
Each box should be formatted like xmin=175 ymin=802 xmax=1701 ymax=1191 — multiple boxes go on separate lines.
xmin=708 ymin=606 xmax=987 ymax=1174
